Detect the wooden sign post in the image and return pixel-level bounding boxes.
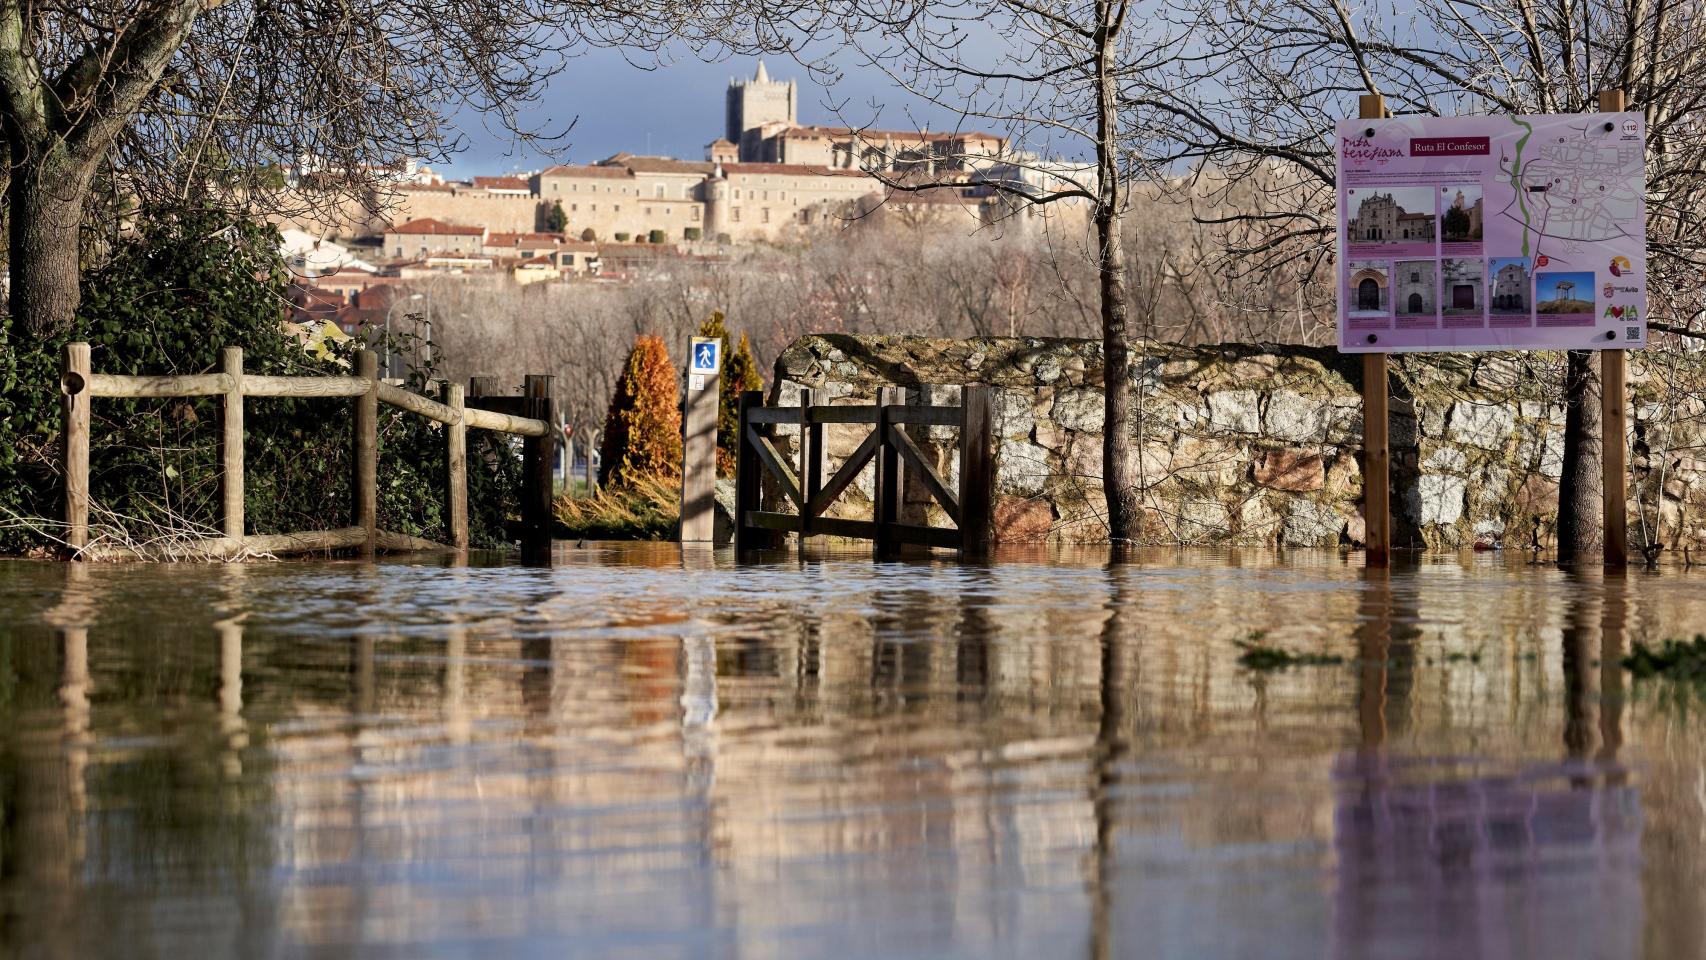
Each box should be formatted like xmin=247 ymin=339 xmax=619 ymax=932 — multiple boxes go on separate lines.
xmin=1600 ymin=87 xmax=1629 ymax=569
xmin=1359 ymin=92 xmax=1391 ymax=568
xmin=680 ymin=336 xmax=722 ymax=542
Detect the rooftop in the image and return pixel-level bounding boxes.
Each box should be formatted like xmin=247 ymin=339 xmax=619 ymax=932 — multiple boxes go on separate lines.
xmin=387 ymin=217 xmax=486 ymax=236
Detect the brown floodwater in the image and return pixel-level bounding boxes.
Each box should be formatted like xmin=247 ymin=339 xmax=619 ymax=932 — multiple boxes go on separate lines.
xmin=0 ymin=544 xmax=1701 ymax=958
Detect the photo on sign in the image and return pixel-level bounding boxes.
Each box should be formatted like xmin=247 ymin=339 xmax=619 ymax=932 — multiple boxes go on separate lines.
xmin=1438 ymin=184 xmax=1484 ymax=249
xmin=1440 ymin=258 xmax=1486 ymax=326
xmin=1535 ymin=270 xmax=1595 ymax=327
xmin=1345 ymin=185 xmax=1436 ymax=255
xmin=1488 ymin=257 xmax=1533 ymax=326
xmin=1394 ymin=260 xmax=1438 ymax=327
xmin=1344 ymin=260 xmax=1391 ymax=328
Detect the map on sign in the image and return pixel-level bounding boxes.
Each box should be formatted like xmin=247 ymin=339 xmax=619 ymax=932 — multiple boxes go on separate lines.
xmin=1336 ymin=112 xmax=1646 ymax=354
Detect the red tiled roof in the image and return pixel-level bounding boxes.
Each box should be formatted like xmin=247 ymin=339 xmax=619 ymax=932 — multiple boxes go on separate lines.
xmin=486 ymin=232 xmax=567 ymax=247
xmin=473 ymin=176 xmax=531 ymax=191
xmin=386 ymin=217 xmax=485 ymax=236
xmin=538 ymin=164 xmax=632 ymax=179
xmin=613 ymin=157 xmax=715 ymax=175
xmin=775 ymin=125 xmax=1002 ymax=144
xmin=720 ymin=162 xmax=869 ymax=178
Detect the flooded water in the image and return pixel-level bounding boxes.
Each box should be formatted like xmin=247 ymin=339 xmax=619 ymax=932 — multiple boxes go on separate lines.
xmin=0 ymin=545 xmax=1702 ymax=958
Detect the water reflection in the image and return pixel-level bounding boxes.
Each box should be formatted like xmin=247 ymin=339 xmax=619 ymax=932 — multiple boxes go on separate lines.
xmin=1 ymin=550 xmax=1705 ymax=957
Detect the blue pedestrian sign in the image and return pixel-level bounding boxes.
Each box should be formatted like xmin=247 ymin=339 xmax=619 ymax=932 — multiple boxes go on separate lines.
xmin=690 ymin=338 xmax=720 ymax=375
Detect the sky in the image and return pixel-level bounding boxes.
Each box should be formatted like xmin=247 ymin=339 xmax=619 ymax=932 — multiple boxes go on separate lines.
xmin=435 ymin=47 xmax=969 ymax=178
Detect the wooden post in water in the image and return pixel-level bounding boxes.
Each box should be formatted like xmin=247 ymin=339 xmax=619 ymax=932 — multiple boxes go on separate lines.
xmin=959 ymin=385 xmax=995 ymax=560
xmin=520 ymin=374 xmax=556 ymax=565
xmin=61 ymin=342 xmax=91 ymax=554
xmin=873 ymin=386 xmax=904 ymax=561
xmin=680 ymin=342 xmax=720 ymax=542
xmin=733 ymin=390 xmax=779 ymax=555
xmin=1359 ymin=92 xmax=1391 ymax=568
xmin=220 ymin=346 xmax=245 ymax=541
xmin=1600 ymin=87 xmax=1630 ymax=569
xmin=800 ymin=388 xmax=820 ymax=541
xmin=444 ymin=382 xmax=468 ymax=552
xmin=353 ymin=349 xmax=378 ymax=559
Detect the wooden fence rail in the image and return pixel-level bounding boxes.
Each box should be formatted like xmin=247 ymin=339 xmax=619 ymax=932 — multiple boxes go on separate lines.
xmin=734 ymin=385 xmax=994 ymax=560
xmin=59 ymin=343 xmax=556 ymax=563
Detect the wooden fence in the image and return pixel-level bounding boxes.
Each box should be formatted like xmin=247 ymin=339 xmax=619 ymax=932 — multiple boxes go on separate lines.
xmin=734 ymin=386 xmax=994 ymax=559
xmin=59 ymin=342 xmax=557 ymax=563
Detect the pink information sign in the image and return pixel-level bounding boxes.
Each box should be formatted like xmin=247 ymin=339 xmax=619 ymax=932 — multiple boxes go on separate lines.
xmin=1337 ymin=112 xmax=1647 ymax=354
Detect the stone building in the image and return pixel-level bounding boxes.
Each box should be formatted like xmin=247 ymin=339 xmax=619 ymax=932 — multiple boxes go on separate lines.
xmin=1394 ymin=261 xmax=1436 ymax=317
xmin=1491 ymin=260 xmax=1530 ymax=312
xmin=1347 ymin=263 xmax=1389 ymax=312
xmin=726 ymin=61 xmax=797 ymax=160
xmin=1441 ymin=258 xmax=1484 ymax=314
xmin=1444 ymin=188 xmax=1483 ymax=241
xmin=1349 ymin=192 xmax=1434 ymax=243
xmin=383 ymin=218 xmax=487 ymax=258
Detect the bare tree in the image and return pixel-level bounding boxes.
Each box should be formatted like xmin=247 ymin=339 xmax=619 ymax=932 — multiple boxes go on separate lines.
xmin=846 ymin=0 xmax=1158 ymax=543
xmin=0 ymin=0 xmax=836 ymax=338
xmin=1131 ymin=0 xmax=1706 ymax=559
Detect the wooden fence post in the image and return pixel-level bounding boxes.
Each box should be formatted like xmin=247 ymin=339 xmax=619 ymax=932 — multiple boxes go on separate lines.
xmin=959 ymin=385 xmax=995 ymax=559
xmin=585 ymin=429 xmax=599 ymax=494
xmin=800 ymin=388 xmax=819 ymax=541
xmin=221 ymin=346 xmax=244 ymax=541
xmin=520 ymin=374 xmax=555 ymax=565
xmin=1359 ymin=92 xmax=1391 ymax=568
xmin=62 ymin=342 xmax=91 ymax=554
xmin=1600 ymin=87 xmax=1630 ymax=569
xmin=733 ymin=390 xmax=779 ymax=555
xmin=354 ymin=349 xmax=378 ymax=559
xmin=873 ymin=386 xmax=903 ymax=561
xmin=445 ymin=382 xmax=468 ymax=551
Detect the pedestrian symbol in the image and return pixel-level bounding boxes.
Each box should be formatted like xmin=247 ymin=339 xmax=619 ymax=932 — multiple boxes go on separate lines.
xmin=690 ymin=338 xmax=720 ymax=374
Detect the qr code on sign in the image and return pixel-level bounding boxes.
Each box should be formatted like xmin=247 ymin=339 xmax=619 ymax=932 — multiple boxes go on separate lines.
xmin=1627 ymin=326 xmax=1641 ymax=341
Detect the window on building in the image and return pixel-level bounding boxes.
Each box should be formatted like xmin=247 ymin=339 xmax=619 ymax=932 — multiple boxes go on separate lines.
xmin=645 ymin=206 xmax=652 ymax=216
xmin=691 ymin=207 xmax=700 ymax=220
xmin=762 ymin=208 xmax=770 ymax=223
xmin=654 ymin=184 xmax=664 ymax=197
xmin=732 ymin=208 xmax=741 ymax=222
xmin=1411 ymin=271 xmax=1420 ymax=282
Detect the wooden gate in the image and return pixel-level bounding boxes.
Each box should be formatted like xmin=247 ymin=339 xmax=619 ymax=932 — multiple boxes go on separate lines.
xmin=734 ymin=385 xmax=994 ymax=559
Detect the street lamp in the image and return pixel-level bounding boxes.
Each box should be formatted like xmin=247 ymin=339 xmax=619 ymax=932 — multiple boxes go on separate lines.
xmin=384 ymin=292 xmax=423 ymax=379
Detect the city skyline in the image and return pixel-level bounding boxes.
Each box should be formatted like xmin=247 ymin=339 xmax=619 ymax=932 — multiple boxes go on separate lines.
xmin=438 ymin=48 xmax=968 ymax=178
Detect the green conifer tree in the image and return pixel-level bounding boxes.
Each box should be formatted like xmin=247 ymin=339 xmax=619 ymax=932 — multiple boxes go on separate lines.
xmin=696 ymin=312 xmax=764 ymax=476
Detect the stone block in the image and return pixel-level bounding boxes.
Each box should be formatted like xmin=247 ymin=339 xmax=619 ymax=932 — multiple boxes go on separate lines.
xmin=1207 ymin=389 xmax=1261 ymax=434
xmin=1424 ymin=444 xmax=1467 ymax=472
xmin=994 ymin=387 xmax=1037 ymax=439
xmin=1282 ymin=500 xmax=1344 ymax=547
xmin=996 ymin=439 xmax=1052 ymax=497
xmin=1051 ymin=388 xmax=1105 ymax=432
xmin=1252 ymin=448 xmax=1325 ymax=492
xmin=995 ymin=497 xmax=1053 ymax=543
xmin=1264 ymin=390 xmax=1327 ymax=443
xmin=1419 ymin=474 xmax=1466 ymax=527
xmin=1448 ymin=403 xmax=1515 ymax=450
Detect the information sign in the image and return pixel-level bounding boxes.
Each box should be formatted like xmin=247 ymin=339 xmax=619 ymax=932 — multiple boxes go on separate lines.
xmin=1337 ymin=112 xmax=1646 ymax=353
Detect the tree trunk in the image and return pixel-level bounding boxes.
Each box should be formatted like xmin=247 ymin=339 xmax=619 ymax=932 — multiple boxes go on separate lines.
xmin=1556 ymin=349 xmax=1603 ymax=564
xmin=8 ymin=155 xmax=92 ymax=338
xmin=1095 ymin=5 xmax=1139 ymax=544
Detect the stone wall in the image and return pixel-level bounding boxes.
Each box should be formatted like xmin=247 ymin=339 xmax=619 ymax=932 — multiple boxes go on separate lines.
xmin=769 ymin=334 xmax=1706 ymax=554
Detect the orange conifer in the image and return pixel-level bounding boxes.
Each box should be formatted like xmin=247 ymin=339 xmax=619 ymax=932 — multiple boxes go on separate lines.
xmin=598 ymin=334 xmax=682 ymax=488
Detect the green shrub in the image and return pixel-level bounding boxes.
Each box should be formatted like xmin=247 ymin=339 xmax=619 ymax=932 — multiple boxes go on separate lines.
xmin=0 ymin=205 xmax=518 ymax=554
xmin=695 ymin=312 xmax=763 ymax=476
xmin=580 ymin=227 xmax=597 ymax=242
xmin=614 ymin=232 xmax=631 ymax=243
xmin=683 ymin=227 xmax=702 ymax=241
xmin=597 ymin=334 xmax=681 ymax=489
xmin=545 ymin=200 xmax=567 ymax=233
xmin=648 ymin=229 xmax=666 ymax=244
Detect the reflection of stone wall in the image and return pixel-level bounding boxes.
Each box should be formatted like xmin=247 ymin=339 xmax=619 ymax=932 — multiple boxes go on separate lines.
xmin=772 ymin=334 xmax=1706 ymax=552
